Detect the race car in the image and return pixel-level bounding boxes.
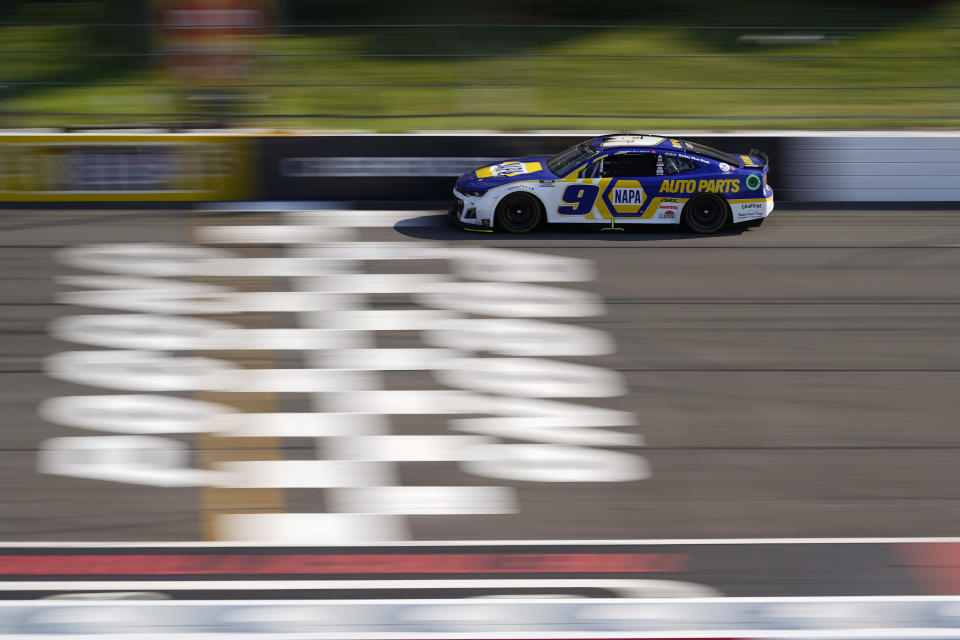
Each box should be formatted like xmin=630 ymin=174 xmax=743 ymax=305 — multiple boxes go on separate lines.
xmin=450 ymin=134 xmax=773 ymax=234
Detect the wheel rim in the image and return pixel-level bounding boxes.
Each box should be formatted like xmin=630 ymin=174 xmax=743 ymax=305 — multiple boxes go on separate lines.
xmin=502 ymin=196 xmax=537 ymax=230
xmin=689 ymin=197 xmax=723 ymax=230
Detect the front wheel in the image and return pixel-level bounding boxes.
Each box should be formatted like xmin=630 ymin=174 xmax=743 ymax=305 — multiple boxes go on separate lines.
xmin=496 ymin=193 xmax=543 ymax=233
xmin=682 ymin=194 xmax=729 ymax=234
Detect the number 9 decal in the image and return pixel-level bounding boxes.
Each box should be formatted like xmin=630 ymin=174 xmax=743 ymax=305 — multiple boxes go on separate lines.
xmin=558 ymin=184 xmax=600 ymax=215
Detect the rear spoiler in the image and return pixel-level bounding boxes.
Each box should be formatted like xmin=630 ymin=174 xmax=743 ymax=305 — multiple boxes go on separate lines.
xmin=749 ymin=148 xmax=770 ymax=168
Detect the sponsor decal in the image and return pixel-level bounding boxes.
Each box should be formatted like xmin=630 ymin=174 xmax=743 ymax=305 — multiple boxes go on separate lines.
xmin=740 ymin=202 xmax=763 ymax=210
xmin=602 ymin=180 xmax=645 ymax=216
xmin=719 ymin=162 xmax=732 ymax=172
xmin=612 ymin=188 xmax=644 ymax=205
xmin=476 ymin=161 xmax=542 ymax=179
xmin=661 ymin=179 xmax=741 ymax=195
xmin=745 ymin=174 xmax=762 ymax=190
xmin=601 ymin=135 xmax=665 ymax=148
xmin=657 ymin=202 xmax=680 ymax=219
xmin=0 ymin=136 xmax=253 ymax=201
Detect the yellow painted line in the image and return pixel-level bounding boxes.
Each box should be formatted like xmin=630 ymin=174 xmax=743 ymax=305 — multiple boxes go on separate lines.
xmin=191 ymin=217 xmax=286 ymax=541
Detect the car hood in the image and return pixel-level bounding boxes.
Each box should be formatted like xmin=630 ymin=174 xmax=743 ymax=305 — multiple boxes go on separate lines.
xmin=456 ymin=156 xmax=556 ymax=191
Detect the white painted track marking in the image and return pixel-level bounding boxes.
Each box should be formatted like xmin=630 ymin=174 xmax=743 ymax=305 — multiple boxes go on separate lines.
xmin=322 ymin=390 xmax=492 ymax=414
xmin=197 ymin=225 xmax=353 ymax=244
xmin=38 ymin=395 xmax=238 ymax=435
xmin=215 ymin=460 xmax=398 ymax=488
xmin=206 ymin=413 xmax=390 ymax=438
xmin=205 ymin=369 xmax=381 ymax=393
xmin=0 ymin=579 xmax=720 ymax=597
xmin=313 ymin=309 xmax=459 ymax=330
xmin=41 ymin=207 xmax=644 ymax=542
xmin=451 ymin=417 xmax=643 ymax=448
xmin=326 ymin=486 xmax=517 ymax=515
xmin=435 ymin=358 xmax=627 ymax=399
xmin=463 ymin=445 xmax=650 ymax=483
xmin=419 ymin=281 xmax=605 ymax=317
xmin=218 ymin=513 xmax=410 ymax=543
xmin=285 ymin=210 xmax=445 ymax=227
xmin=318 ymin=348 xmax=462 ymax=370
xmin=320 ymin=435 xmax=495 ymax=462
xmin=425 ymin=319 xmax=616 ymax=357
xmin=38 ymin=436 xmax=211 ymax=487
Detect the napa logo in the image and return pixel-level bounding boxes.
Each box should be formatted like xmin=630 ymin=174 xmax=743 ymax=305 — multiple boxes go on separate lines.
xmin=612 ymin=188 xmax=644 ymax=205
xmin=601 ymin=180 xmax=645 ymax=216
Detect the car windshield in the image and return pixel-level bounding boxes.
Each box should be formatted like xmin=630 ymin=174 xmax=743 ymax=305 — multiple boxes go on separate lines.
xmin=547 ymin=141 xmax=597 ymax=176
xmin=682 ymin=141 xmax=741 ymax=167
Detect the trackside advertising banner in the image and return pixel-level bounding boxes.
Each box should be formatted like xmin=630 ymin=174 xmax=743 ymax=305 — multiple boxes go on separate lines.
xmin=0 ymin=134 xmax=255 ymax=202
xmin=258 ymin=134 xmax=784 ymax=202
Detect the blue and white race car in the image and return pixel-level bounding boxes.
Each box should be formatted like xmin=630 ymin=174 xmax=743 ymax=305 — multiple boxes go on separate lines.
xmin=450 ymin=134 xmax=773 ymax=233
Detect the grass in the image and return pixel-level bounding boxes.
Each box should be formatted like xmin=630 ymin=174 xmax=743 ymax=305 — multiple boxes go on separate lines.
xmin=0 ymin=1 xmax=958 ymax=131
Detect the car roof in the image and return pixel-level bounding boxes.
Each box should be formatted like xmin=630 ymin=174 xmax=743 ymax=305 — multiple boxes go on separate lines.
xmin=591 ymin=134 xmax=681 ymax=152
xmin=589 ymin=134 xmax=745 ymax=167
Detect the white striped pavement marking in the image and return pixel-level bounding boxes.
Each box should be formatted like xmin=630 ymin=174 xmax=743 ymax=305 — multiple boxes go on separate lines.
xmin=418 ymin=281 xmax=605 ymax=318
xmin=196 ymin=225 xmax=352 ymax=244
xmin=326 ymin=486 xmax=517 ymax=515
xmin=322 ymin=390 xmax=492 ymax=415
xmin=435 ymin=358 xmax=627 ymax=399
xmin=38 ymin=436 xmax=211 ymax=488
xmin=214 ymin=460 xmax=398 ymax=488
xmin=311 ymin=309 xmax=459 ymax=330
xmin=320 ymin=435 xmax=495 ymax=462
xmin=318 ymin=348 xmax=461 ymax=370
xmin=217 ymin=513 xmax=410 ymax=542
xmin=204 ymin=369 xmax=380 ymax=393
xmin=206 ymin=413 xmax=390 ymax=438
xmin=218 ymin=291 xmax=365 ymax=313
xmin=0 ymin=578 xmax=720 ymax=597
xmin=284 ymin=210 xmax=445 ymax=227
xmin=450 ymin=417 xmax=643 ymax=448
xmin=38 ymin=395 xmax=237 ymax=435
xmin=424 ymin=319 xmax=616 ymax=357
xmin=203 ymin=328 xmax=370 ymax=350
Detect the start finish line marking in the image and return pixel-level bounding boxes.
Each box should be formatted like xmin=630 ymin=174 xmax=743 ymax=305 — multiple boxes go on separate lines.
xmin=39 ymin=209 xmax=647 ymax=544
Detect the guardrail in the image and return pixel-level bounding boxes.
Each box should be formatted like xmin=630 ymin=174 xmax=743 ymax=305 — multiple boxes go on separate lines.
xmin=0 ymin=131 xmax=957 ymax=204
xmin=2 ymin=597 xmax=960 ymax=637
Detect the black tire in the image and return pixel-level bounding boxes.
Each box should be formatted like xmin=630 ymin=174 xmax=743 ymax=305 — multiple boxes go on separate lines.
xmin=682 ymin=194 xmax=729 ymax=234
xmin=496 ymin=193 xmax=543 ymax=233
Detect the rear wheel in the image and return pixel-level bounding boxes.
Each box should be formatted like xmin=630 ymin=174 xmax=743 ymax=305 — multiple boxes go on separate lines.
xmin=496 ymin=193 xmax=543 ymax=233
xmin=682 ymin=194 xmax=729 ymax=234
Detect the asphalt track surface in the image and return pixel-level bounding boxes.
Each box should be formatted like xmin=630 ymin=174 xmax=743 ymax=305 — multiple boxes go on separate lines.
xmin=3 ymin=206 xmax=960 ymax=596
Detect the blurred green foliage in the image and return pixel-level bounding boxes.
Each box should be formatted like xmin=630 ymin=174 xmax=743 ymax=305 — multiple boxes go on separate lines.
xmin=0 ymin=0 xmax=957 ymax=130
